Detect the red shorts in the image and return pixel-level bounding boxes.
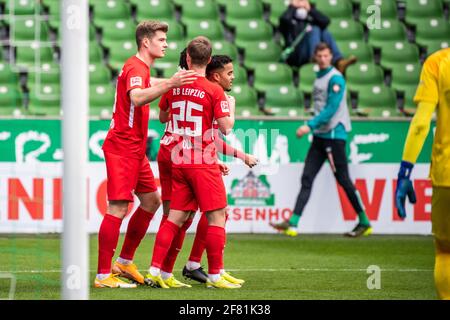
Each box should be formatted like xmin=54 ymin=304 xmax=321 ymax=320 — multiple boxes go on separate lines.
xmin=104 ymin=151 xmax=157 ymax=201
xmin=157 ymin=145 xmax=172 ymax=201
xmin=170 ymin=166 xmax=227 ymax=212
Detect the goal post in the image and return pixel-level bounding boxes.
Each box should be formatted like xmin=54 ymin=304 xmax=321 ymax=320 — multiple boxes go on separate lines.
xmin=61 ymin=0 xmax=89 ymax=300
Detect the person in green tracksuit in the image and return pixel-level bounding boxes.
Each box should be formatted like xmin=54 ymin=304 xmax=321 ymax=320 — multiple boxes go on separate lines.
xmin=270 ymin=42 xmax=372 ymax=237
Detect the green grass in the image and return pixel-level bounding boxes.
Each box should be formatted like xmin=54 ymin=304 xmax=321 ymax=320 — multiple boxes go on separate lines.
xmin=0 ymin=234 xmax=437 ymax=300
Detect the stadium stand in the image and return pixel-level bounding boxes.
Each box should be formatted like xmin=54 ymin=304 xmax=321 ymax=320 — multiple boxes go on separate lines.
xmin=0 ymin=0 xmax=449 ymax=118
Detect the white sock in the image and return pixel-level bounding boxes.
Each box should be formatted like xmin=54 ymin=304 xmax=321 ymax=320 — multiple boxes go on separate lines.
xmin=116 ymin=257 xmax=132 ymax=265
xmin=96 ymin=273 xmax=110 ymax=280
xmin=161 ymin=271 xmax=173 ymax=280
xmin=220 ymin=269 xmax=225 ymax=275
xmin=208 ymin=274 xmax=221 ymax=282
xmin=149 ymin=266 xmax=160 ymax=277
xmin=186 ymin=261 xmax=201 ymax=271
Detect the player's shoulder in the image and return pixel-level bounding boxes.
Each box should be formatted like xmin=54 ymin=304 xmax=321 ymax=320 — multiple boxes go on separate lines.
xmin=423 ymin=48 xmax=450 ymax=73
xmin=123 ymin=56 xmax=147 ymax=72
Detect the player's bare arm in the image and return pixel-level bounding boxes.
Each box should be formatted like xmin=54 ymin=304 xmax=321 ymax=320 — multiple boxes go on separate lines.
xmin=225 ymin=94 xmax=236 ymax=128
xmin=216 ymin=115 xmax=234 ymax=135
xmin=213 ymin=131 xmax=258 ymax=168
xmin=130 ymin=70 xmax=197 ymax=107
xmin=159 ymin=108 xmax=170 ymax=123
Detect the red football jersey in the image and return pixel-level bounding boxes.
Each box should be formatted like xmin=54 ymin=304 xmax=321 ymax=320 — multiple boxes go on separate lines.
xmin=158 ymin=77 xmax=230 ymax=167
xmin=102 ymin=56 xmax=151 ymax=159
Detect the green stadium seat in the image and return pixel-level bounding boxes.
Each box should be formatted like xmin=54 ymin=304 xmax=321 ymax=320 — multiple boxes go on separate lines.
xmin=164 ymin=21 xmax=185 ymax=41
xmin=264 ymin=85 xmax=304 ymax=117
xmin=43 ymin=0 xmax=59 ymax=21
xmin=53 ymin=23 xmax=97 ymax=44
xmin=132 ymin=0 xmax=175 ymax=22
xmin=0 ymin=85 xmax=23 ymax=116
xmin=357 ymin=85 xmax=399 ymax=117
xmin=233 ymin=19 xmax=273 ymax=49
xmin=9 ymin=18 xmax=50 ymax=43
xmin=15 ymin=43 xmax=54 ymax=71
xmin=403 ymin=85 xmax=418 ymax=110
xmin=0 ymin=62 xmax=19 ymax=86
xmin=233 ymin=65 xmax=248 ymax=85
xmin=415 ymin=18 xmax=450 ymax=53
xmin=89 ymin=63 xmax=112 ymax=85
xmin=346 ymin=63 xmax=384 ymax=93
xmin=253 ymin=62 xmax=294 ymax=92
xmin=379 ymin=41 xmax=420 ymax=71
xmin=337 ymin=41 xmax=374 ymax=63
xmin=89 ymin=41 xmax=104 ymax=64
xmin=267 ymin=0 xmax=290 ymax=27
xmin=425 ymin=42 xmax=449 ymax=56
xmin=28 ymin=83 xmax=61 ymax=116
xmin=390 ymin=63 xmax=421 ymax=94
xmin=405 ymin=0 xmax=444 ymax=27
xmin=224 ymin=0 xmax=264 ymax=26
xmin=328 ymin=19 xmax=365 ymax=42
xmin=106 ymin=40 xmax=136 ymax=71
xmin=171 ymin=0 xmax=186 ymax=6
xmin=3 ymin=0 xmax=40 ymax=16
xmin=185 ymin=20 xmax=224 ymax=41
xmin=91 ymin=0 xmax=132 ymax=29
xmin=299 ymin=63 xmax=320 ymax=95
xmin=368 ymin=19 xmax=407 ymax=48
xmin=179 ymin=0 xmax=220 ymax=24
xmin=101 ymin=19 xmax=136 ymax=50
xmin=214 ymin=0 xmax=227 ymax=6
xmin=230 ymin=84 xmax=260 ymax=116
xmin=42 ymin=0 xmax=61 ymax=31
xmin=160 ymin=65 xmax=181 ymax=79
xmin=359 ymin=0 xmax=398 ymax=22
xmin=150 ymin=67 xmax=159 ymax=78
xmin=243 ymin=41 xmax=282 ymax=71
xmin=27 ymin=62 xmax=60 ymax=89
xmin=315 ymin=0 xmax=353 ymax=19
xmin=89 ymin=84 xmax=115 ymax=118
xmin=153 ymin=40 xmax=187 ymax=70
xmin=212 ymin=41 xmax=239 ymax=62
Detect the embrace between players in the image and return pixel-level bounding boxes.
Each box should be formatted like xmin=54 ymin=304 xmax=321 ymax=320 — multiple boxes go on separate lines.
xmin=96 ymin=20 xmax=258 ymax=289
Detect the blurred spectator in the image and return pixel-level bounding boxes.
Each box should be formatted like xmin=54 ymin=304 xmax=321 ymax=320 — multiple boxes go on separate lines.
xmin=279 ymin=0 xmax=357 ymax=73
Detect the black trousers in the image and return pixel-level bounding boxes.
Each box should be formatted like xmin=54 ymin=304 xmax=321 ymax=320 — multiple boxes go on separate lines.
xmin=293 ymin=137 xmax=364 ymax=216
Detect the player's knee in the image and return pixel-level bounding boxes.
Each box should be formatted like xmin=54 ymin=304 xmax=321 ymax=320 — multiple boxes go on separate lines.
xmin=138 ymin=192 xmax=161 ymax=212
xmin=108 ymin=201 xmax=129 ymax=219
xmin=435 ymin=237 xmax=450 ymax=253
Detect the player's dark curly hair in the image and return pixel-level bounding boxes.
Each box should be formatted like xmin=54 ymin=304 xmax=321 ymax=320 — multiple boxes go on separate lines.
xmin=206 ymin=55 xmax=233 ymax=78
xmin=179 ymin=47 xmax=188 ymax=69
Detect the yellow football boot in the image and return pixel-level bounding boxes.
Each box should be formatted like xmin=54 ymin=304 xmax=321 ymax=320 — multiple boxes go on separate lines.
xmin=221 ymin=271 xmax=245 ymax=285
xmin=164 ymin=275 xmax=192 ymax=288
xmin=112 ymin=261 xmax=144 ymax=284
xmin=94 ymin=274 xmax=137 ymax=288
xmin=144 ymin=273 xmax=170 ymax=289
xmin=284 ymin=227 xmax=298 ymax=237
xmin=206 ymin=277 xmax=241 ymax=289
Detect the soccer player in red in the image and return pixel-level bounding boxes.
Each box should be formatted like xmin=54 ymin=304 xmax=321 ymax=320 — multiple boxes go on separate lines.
xmin=94 ymin=21 xmax=197 ymax=288
xmin=156 ymin=53 xmax=258 ymax=287
xmin=182 ymin=55 xmax=258 ymax=285
xmin=146 ymin=36 xmax=238 ymax=289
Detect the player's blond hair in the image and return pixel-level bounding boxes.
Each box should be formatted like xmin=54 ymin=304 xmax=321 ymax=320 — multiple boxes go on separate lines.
xmin=187 ymin=36 xmax=212 ymax=66
xmin=135 ymin=20 xmax=168 ymax=49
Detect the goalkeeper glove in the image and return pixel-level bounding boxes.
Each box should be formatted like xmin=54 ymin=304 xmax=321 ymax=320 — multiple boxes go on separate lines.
xmin=395 ymin=161 xmax=417 ymax=219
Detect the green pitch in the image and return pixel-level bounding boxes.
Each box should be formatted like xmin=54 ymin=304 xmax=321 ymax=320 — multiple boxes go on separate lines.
xmin=0 ymin=234 xmax=436 ymax=300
